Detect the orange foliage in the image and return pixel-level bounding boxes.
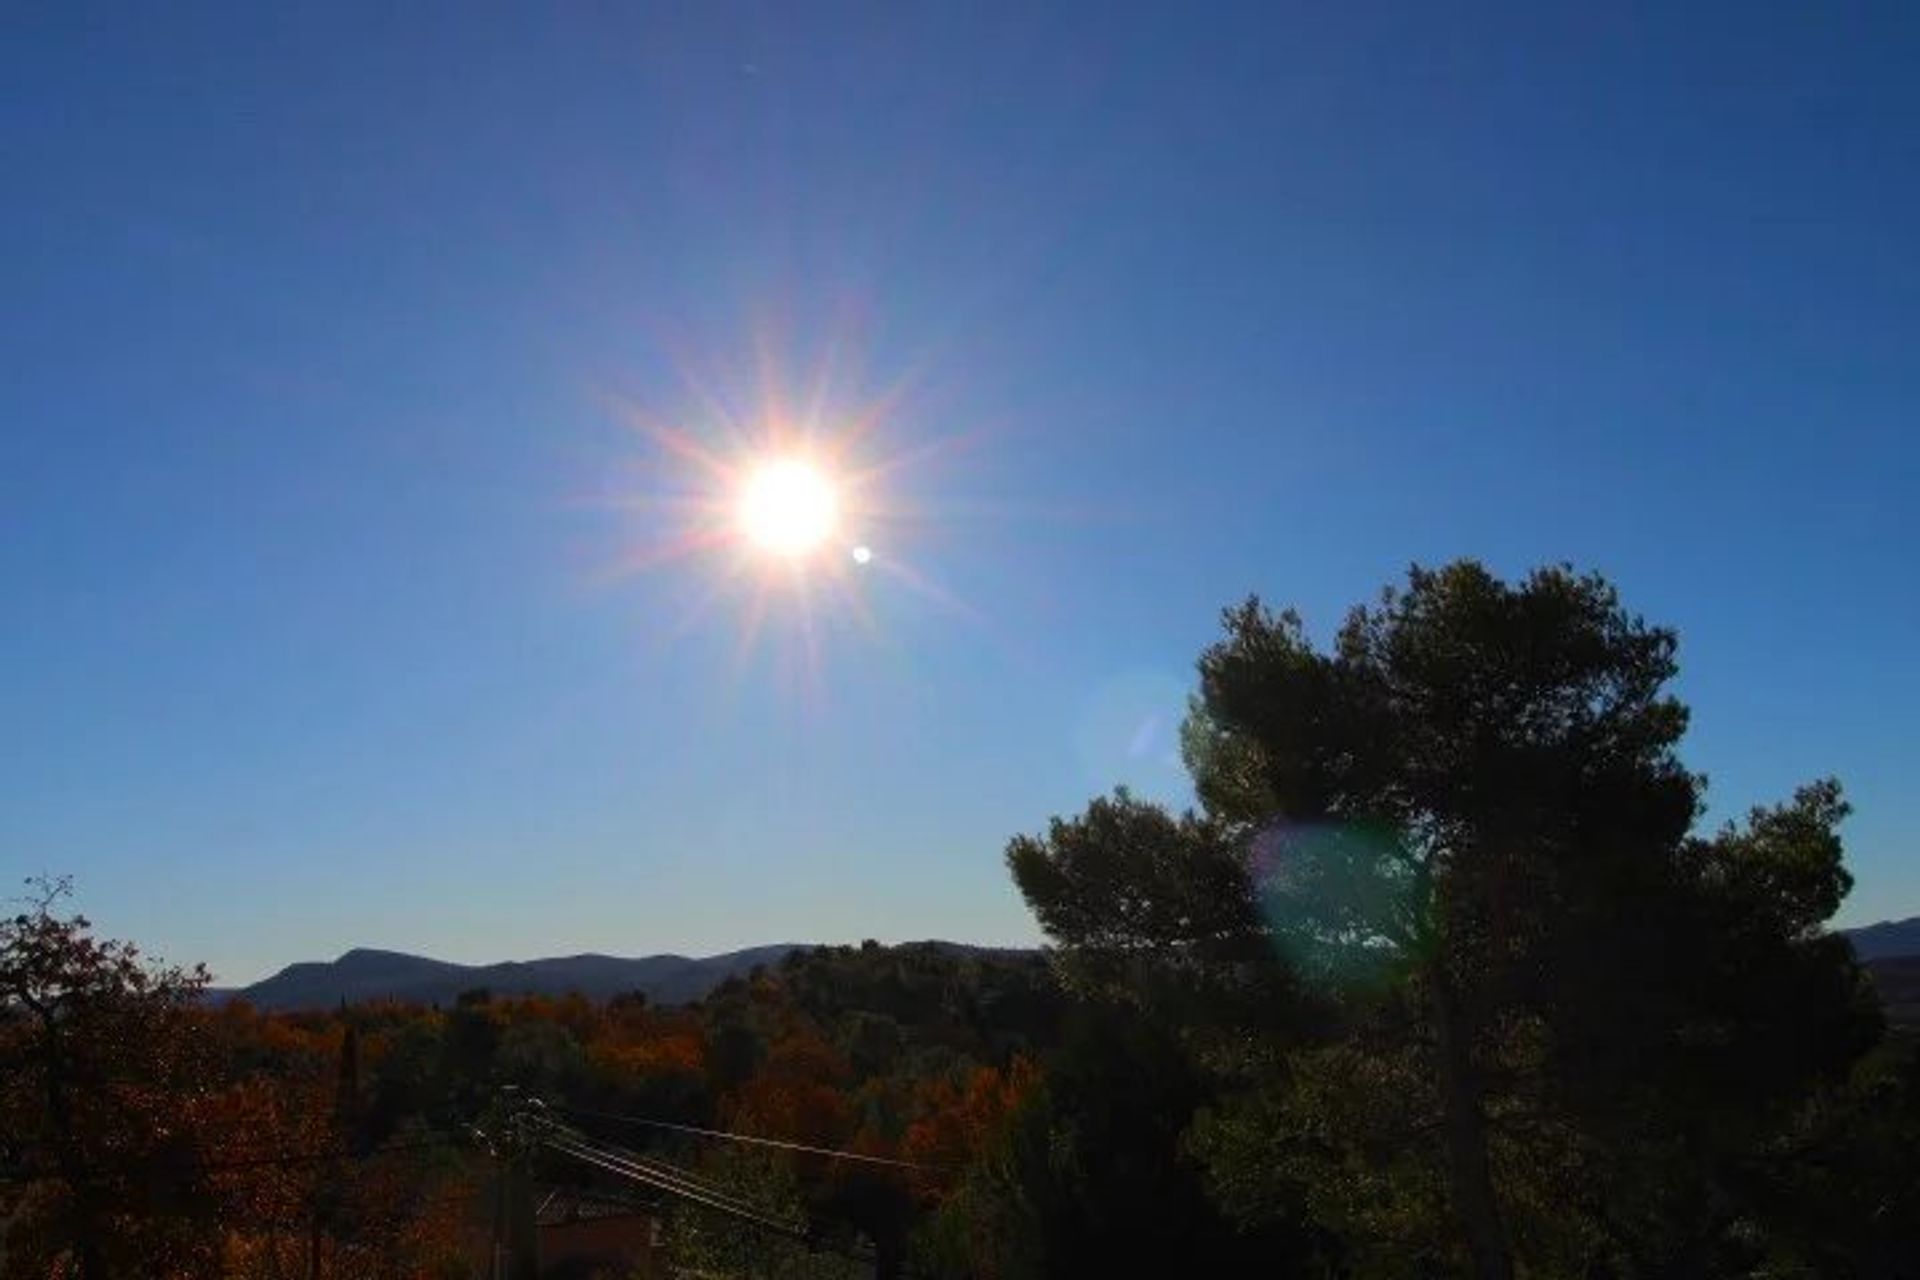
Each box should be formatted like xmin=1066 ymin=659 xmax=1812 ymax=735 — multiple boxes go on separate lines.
xmin=724 ymin=1027 xmax=855 ymax=1147
xmin=901 ymin=1057 xmax=1039 ymax=1197
xmin=7 ymin=911 xmax=1046 ymax=1275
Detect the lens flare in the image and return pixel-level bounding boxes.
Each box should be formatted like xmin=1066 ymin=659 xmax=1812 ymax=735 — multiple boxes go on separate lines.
xmin=1250 ymin=818 xmax=1415 ymax=990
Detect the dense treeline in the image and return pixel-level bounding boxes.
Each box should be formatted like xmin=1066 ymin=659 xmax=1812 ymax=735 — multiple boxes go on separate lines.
xmin=6 ymin=561 xmax=1919 ymax=1278
xmin=0 ymin=913 xmax=1060 ymax=1278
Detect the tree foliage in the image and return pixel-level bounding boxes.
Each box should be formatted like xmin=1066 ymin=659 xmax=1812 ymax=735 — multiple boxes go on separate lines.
xmin=0 ymin=878 xmax=218 ymax=1278
xmin=1010 ymin=561 xmax=1885 ymax=1278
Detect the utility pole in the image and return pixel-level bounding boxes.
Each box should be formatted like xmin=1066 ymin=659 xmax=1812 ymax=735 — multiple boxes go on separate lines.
xmin=501 ymin=1148 xmax=538 ymax=1280
xmin=478 ymin=1089 xmax=540 ymax=1280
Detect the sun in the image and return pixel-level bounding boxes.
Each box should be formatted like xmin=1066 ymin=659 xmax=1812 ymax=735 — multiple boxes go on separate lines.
xmin=737 ymin=457 xmax=840 ymax=558
xmin=593 ymin=336 xmax=982 ymax=680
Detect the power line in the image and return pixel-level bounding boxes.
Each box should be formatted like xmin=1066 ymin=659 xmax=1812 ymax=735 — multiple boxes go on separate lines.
xmin=541 ymin=1134 xmax=892 ymax=1271
xmin=542 ymin=1136 xmax=809 ymax=1241
xmin=567 ymin=1144 xmax=755 ymax=1212
xmin=553 ymin=1104 xmax=942 ymax=1172
xmin=540 ymin=1132 xmax=782 ymax=1223
xmin=544 ymin=1136 xmax=790 ymax=1229
xmin=522 ymin=1104 xmax=903 ymax=1264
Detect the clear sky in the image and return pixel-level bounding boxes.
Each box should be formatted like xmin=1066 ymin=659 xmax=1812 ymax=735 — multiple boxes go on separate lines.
xmin=4 ymin=4 xmax=1916 ymax=984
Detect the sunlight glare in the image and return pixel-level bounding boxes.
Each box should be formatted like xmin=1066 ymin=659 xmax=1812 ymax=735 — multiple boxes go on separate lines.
xmin=738 ymin=458 xmax=839 ymax=558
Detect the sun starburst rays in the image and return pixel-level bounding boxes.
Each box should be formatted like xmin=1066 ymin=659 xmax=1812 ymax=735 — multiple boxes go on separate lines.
xmin=587 ymin=341 xmax=979 ymax=695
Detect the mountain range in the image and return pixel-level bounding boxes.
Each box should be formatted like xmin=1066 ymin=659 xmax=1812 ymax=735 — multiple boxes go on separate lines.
xmin=219 ymin=918 xmax=1920 ymax=1013
xmin=1848 ymin=916 xmax=1920 ymax=1028
xmin=1841 ymin=915 xmax=1920 ymax=962
xmin=221 ymin=943 xmax=807 ymax=1011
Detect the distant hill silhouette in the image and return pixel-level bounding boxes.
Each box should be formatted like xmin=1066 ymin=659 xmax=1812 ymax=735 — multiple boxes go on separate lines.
xmin=218 ymin=922 xmax=1915 ymax=1016
xmin=1843 ymin=917 xmax=1920 ymax=1029
xmin=220 ymin=940 xmax=1035 ymax=1011
xmin=224 ymin=944 xmax=807 ymax=1010
xmin=1844 ymin=915 xmax=1920 ymax=962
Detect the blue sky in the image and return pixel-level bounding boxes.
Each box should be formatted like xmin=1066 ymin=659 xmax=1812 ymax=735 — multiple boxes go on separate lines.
xmin=4 ymin=4 xmax=1915 ymax=983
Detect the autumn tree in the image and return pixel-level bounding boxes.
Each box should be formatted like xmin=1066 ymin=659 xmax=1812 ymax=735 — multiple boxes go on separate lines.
xmin=0 ymin=878 xmax=216 ymax=1279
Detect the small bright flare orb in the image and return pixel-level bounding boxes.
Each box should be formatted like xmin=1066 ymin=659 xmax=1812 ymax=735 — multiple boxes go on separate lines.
xmin=851 ymin=545 xmax=873 ymax=566
xmin=738 ymin=458 xmax=839 ymax=558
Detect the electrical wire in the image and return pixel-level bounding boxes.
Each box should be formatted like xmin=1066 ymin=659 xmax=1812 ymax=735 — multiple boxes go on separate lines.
xmin=552 ymin=1104 xmax=942 ymax=1171
xmin=540 ymin=1132 xmax=781 ymax=1223
xmin=543 ymin=1134 xmax=889 ymax=1269
xmin=542 ymin=1136 xmax=808 ymax=1240
xmin=560 ymin=1141 xmax=751 ymax=1210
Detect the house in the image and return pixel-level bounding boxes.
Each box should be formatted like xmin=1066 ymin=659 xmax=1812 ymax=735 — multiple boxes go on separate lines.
xmin=533 ymin=1187 xmax=665 ymax=1279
